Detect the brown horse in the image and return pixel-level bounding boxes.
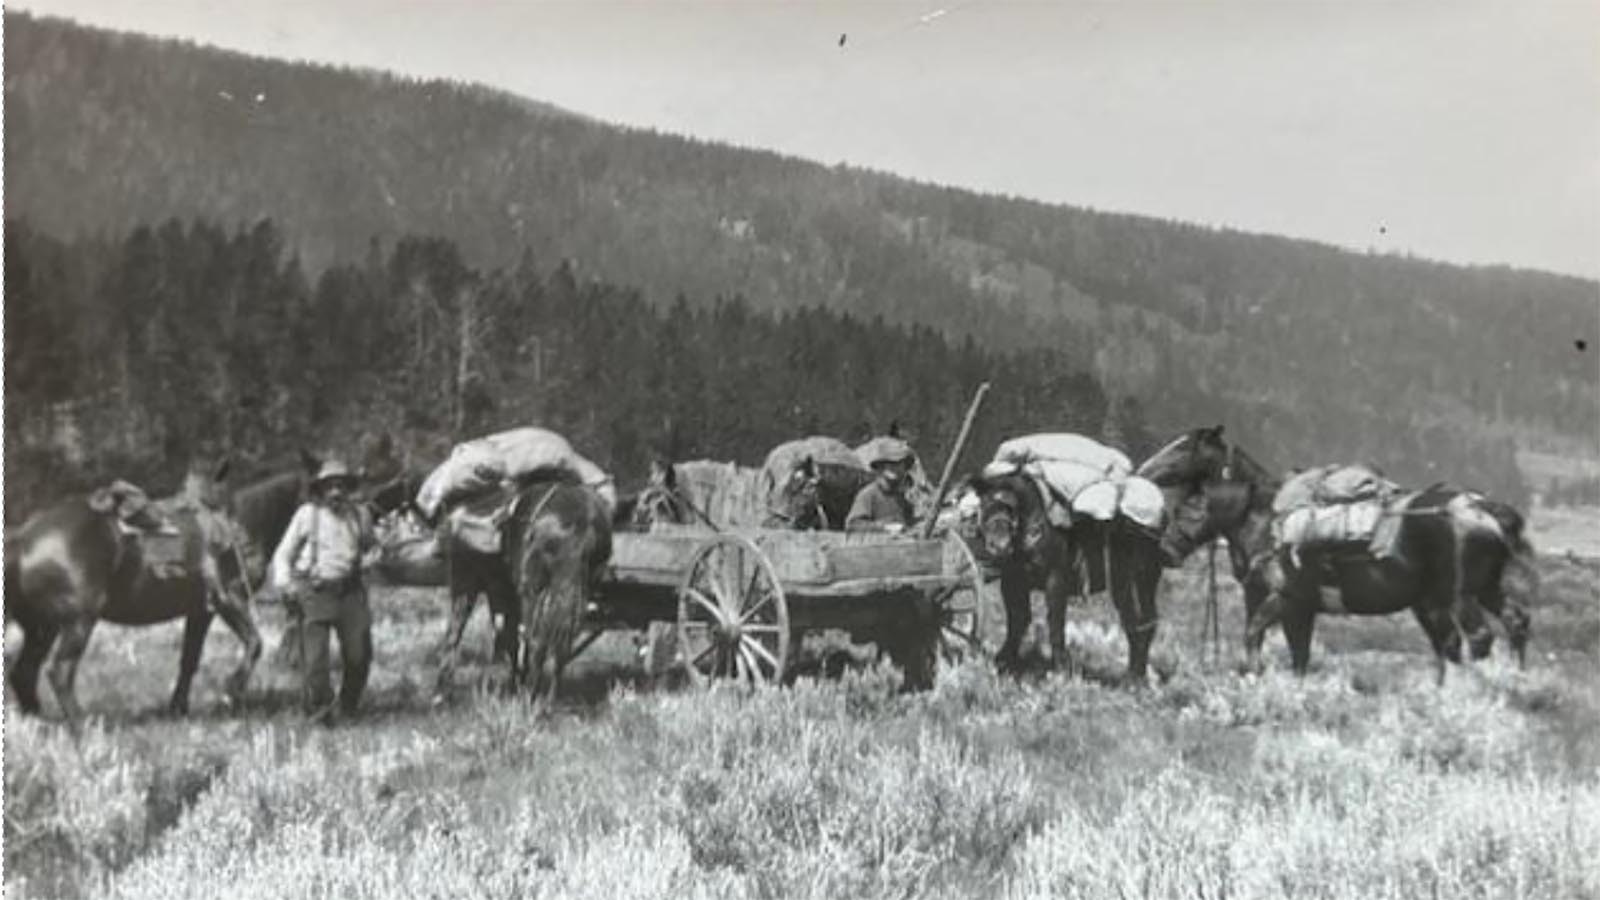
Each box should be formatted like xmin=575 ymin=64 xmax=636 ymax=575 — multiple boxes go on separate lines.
xmin=501 ymin=480 xmax=614 ymax=705
xmin=5 ymin=458 xmax=272 ymax=723
xmin=1137 ymin=426 xmax=1534 ymax=680
xmin=969 ymin=469 xmax=1165 ymax=681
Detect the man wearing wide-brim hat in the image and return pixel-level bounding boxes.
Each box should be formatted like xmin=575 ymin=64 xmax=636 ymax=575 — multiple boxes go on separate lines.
xmin=846 ymin=437 xmax=919 ymax=534
xmin=268 ymin=457 xmax=379 ymax=724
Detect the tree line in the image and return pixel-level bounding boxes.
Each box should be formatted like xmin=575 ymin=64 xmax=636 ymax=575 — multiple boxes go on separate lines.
xmin=5 ymin=217 xmax=1534 ymax=524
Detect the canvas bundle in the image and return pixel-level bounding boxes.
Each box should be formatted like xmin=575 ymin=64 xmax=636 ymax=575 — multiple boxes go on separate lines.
xmin=1273 ymin=463 xmax=1400 ymax=515
xmin=415 ymin=427 xmax=616 ymax=520
xmin=983 ymin=433 xmax=1163 ymax=530
xmin=1275 ymin=501 xmax=1387 ymax=548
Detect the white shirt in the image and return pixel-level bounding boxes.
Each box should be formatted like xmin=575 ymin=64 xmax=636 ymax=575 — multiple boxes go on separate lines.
xmin=269 ymin=502 xmax=374 ymax=589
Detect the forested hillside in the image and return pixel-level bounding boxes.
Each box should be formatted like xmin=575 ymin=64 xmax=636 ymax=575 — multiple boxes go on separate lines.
xmin=4 ymin=218 xmax=1528 ymax=519
xmin=5 ymin=12 xmax=1593 ymax=512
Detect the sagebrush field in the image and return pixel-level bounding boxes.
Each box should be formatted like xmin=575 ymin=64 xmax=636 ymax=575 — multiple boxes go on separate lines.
xmin=6 ymin=553 xmax=1598 ymax=900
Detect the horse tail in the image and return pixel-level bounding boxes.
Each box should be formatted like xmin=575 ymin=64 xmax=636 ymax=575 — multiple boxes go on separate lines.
xmin=514 ymin=486 xmax=592 ymax=697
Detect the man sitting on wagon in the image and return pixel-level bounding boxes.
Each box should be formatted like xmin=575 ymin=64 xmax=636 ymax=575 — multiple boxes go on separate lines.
xmin=846 ymin=437 xmax=920 ymax=534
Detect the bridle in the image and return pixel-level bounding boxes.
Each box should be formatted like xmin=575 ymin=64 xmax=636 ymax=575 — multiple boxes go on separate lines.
xmin=631 ymin=485 xmax=689 ymax=529
xmin=767 ymin=469 xmax=828 ymax=530
xmin=979 ymin=487 xmax=1024 ymax=558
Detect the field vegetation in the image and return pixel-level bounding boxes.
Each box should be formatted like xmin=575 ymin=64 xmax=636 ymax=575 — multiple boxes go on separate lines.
xmin=6 ymin=553 xmax=1597 ymax=899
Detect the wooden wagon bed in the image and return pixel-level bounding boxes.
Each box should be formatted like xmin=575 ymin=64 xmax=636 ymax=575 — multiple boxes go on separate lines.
xmin=592 ymin=524 xmax=985 ymax=688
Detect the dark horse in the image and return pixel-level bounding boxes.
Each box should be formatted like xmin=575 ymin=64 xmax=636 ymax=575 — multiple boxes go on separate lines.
xmin=4 ymin=453 xmax=319 ymax=723
xmin=969 ymin=470 xmax=1165 ymax=682
xmin=501 ymin=480 xmax=615 ymax=705
xmin=1137 ymin=426 xmax=1534 ymax=681
xmin=375 ymin=452 xmax=686 ymax=697
xmin=761 ymin=438 xmax=875 ymax=530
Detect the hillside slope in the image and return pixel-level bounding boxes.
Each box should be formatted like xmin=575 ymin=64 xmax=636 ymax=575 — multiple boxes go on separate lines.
xmin=6 ymin=12 xmax=1596 ymax=492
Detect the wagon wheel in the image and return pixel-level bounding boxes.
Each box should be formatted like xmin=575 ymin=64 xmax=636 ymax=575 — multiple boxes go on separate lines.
xmin=938 ymin=530 xmax=988 ymax=664
xmin=677 ymin=534 xmax=790 ymax=685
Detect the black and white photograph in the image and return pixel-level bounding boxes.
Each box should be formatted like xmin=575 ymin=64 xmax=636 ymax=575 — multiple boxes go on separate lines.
xmin=3 ymin=1 xmax=1598 ymax=897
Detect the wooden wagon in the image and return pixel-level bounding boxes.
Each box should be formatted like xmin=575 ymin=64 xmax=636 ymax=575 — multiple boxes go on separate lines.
xmin=574 ymin=524 xmax=988 ymax=688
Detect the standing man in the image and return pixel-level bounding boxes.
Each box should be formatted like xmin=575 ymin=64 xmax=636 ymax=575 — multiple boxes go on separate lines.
xmin=846 ymin=438 xmax=919 ymax=534
xmin=270 ymin=458 xmax=379 ymax=724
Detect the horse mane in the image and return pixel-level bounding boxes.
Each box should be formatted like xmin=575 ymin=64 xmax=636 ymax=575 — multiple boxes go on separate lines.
xmin=231 ymin=470 xmax=307 ymax=550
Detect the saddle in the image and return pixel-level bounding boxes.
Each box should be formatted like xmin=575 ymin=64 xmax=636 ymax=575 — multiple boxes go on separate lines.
xmin=135 ymin=501 xmax=258 ymax=584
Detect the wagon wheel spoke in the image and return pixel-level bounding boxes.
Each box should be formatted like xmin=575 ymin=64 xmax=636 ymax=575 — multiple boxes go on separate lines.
xmin=683 ymin=587 xmax=728 ymax=625
xmin=739 ymin=588 xmax=776 ymax=626
xmin=743 ymin=636 xmax=781 ymax=674
xmin=736 ymin=644 xmax=758 ymax=683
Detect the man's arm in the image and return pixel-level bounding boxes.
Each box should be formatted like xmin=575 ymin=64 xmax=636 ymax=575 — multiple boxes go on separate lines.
xmin=269 ymin=505 xmax=311 ymax=590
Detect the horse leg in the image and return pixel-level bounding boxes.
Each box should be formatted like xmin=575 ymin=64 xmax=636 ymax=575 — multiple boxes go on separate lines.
xmin=1113 ymin=538 xmax=1160 ymax=685
xmin=211 ymin=596 xmax=264 ymax=708
xmin=995 ymin=567 xmax=1030 ymax=673
xmin=434 ymin=586 xmax=477 ymax=699
xmin=47 ymin=618 xmax=98 ymax=727
xmin=1497 ymin=599 xmax=1531 ymax=669
xmin=1044 ymin=567 xmax=1072 ymax=672
xmin=1412 ymin=606 xmax=1460 ymax=686
xmin=8 ymin=619 xmax=60 ymax=715
xmin=1281 ymin=600 xmax=1316 ymax=677
xmin=1242 ymin=558 xmax=1285 ymax=673
xmin=169 ymin=611 xmax=213 ymax=716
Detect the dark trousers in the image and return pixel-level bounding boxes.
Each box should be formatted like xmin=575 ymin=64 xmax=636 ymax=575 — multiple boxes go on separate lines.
xmin=297 ymin=580 xmax=373 ymax=721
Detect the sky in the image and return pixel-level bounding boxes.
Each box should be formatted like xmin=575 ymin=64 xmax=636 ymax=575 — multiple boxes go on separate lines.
xmin=13 ymin=0 xmax=1600 ymax=279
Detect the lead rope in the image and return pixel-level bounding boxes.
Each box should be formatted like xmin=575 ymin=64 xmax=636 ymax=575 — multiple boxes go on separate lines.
xmin=1203 ymin=538 xmax=1221 ymax=667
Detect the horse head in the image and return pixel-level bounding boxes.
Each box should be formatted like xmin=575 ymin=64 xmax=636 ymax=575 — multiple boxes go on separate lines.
xmin=767 ymin=456 xmax=827 ymax=529
xmin=970 ymin=472 xmax=1038 ymax=561
xmin=1136 ymin=424 xmax=1233 ymax=490
xmin=180 ymin=454 xmax=237 ymax=512
xmin=616 ymin=460 xmax=692 ymax=531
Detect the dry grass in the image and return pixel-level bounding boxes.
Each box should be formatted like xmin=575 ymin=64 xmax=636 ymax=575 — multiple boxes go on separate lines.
xmin=5 ymin=555 xmax=1597 ymax=899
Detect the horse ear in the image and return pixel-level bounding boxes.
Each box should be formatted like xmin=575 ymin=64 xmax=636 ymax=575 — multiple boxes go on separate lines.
xmin=887 ymin=421 xmax=902 ymax=439
xmin=299 ymin=448 xmax=320 ymax=476
xmin=663 ymin=463 xmax=678 ymax=491
xmin=1210 ymin=425 xmax=1226 ymax=439
xmin=212 ymin=455 xmax=233 ymax=484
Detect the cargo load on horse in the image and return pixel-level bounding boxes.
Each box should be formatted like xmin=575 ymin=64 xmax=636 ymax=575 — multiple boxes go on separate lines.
xmin=411 ymin=427 xmax=616 ymax=557
xmin=980 ymin=432 xmax=1164 ymax=531
xmin=414 ymin=427 xmax=616 ymax=524
xmin=1271 ymin=464 xmax=1404 ymax=558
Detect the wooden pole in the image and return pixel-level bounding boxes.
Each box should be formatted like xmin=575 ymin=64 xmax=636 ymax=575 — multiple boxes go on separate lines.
xmin=922 ymin=382 xmax=991 ymax=538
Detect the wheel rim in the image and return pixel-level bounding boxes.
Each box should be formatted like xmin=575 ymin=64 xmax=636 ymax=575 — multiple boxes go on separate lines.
xmin=677 ymin=535 xmax=789 ymax=684
xmin=939 ymin=530 xmax=987 ymax=662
